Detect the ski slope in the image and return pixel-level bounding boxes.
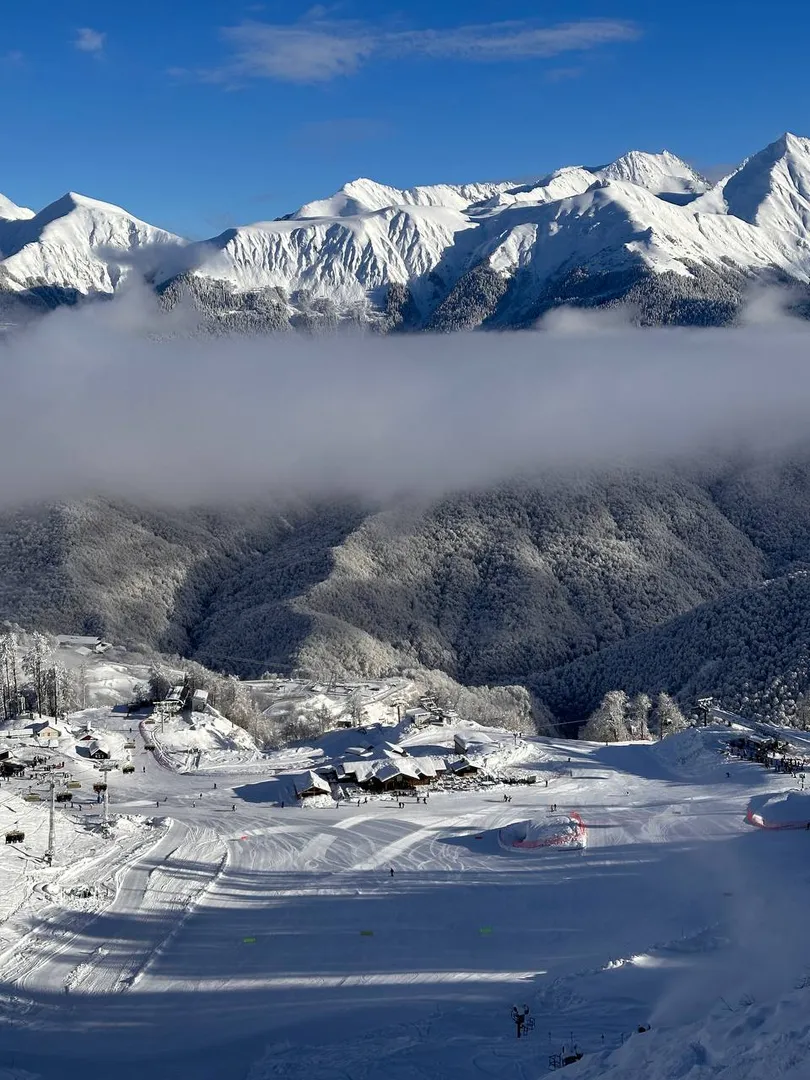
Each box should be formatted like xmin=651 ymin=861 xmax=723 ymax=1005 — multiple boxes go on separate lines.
xmin=0 ymin=719 xmax=807 ymax=1079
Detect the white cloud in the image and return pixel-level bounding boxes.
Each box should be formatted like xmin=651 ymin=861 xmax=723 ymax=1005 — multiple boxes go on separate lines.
xmin=75 ymin=28 xmax=106 ymax=54
xmin=210 ymin=17 xmax=641 ymax=84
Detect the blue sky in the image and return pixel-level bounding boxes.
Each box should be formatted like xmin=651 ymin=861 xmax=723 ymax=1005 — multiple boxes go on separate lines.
xmin=1 ymin=1 xmax=807 ymax=237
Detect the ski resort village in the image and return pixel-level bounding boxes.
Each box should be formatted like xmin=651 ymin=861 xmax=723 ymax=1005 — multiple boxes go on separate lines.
xmin=0 ymin=630 xmax=806 ymax=1080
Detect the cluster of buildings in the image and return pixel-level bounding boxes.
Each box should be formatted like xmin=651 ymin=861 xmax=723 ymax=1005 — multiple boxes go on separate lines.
xmin=291 ymin=730 xmax=499 ymax=800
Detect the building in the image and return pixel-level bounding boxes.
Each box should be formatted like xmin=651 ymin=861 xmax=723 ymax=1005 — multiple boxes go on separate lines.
xmin=337 ymin=761 xmax=376 ymax=786
xmin=159 ymin=685 xmax=186 ymax=715
xmin=191 ymin=689 xmax=209 ymax=713
xmin=454 ymin=731 xmax=495 ymax=756
xmin=447 ymin=757 xmax=479 ymax=777
xmin=404 ymin=708 xmax=432 ymax=727
xmin=86 ymin=739 xmax=111 ymax=760
xmin=293 ymin=771 xmax=332 ymax=799
xmin=56 ymin=635 xmax=112 ymax=654
xmin=363 ymin=761 xmax=422 ymax=793
xmin=34 ymin=722 xmax=65 ymax=742
xmin=413 ymin=758 xmax=440 ymax=782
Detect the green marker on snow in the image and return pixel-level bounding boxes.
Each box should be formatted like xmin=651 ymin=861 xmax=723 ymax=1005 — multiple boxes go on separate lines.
xmin=479 ymin=927 xmax=493 ymax=935
xmin=243 ymin=937 xmax=257 ymax=944
xmin=360 ymin=930 xmax=374 ymax=936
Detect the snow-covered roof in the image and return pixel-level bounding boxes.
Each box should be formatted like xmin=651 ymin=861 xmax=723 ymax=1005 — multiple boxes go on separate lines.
xmin=382 ymin=741 xmax=406 ymax=756
xmin=448 ymin=757 xmax=478 ymax=773
xmin=414 ymin=758 xmax=440 ymax=778
xmin=87 ymin=738 xmax=111 ymax=756
xmin=454 ymin=730 xmax=495 ymax=752
xmin=34 ymin=722 xmax=64 ymax=738
xmin=373 ymin=760 xmax=422 ymax=783
xmin=293 ymin=771 xmax=331 ymax=796
xmin=339 ymin=761 xmax=376 ymax=782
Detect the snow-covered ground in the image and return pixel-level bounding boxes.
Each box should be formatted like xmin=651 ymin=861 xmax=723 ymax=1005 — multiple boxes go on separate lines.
xmin=146 ymin=709 xmax=260 ymax=772
xmin=0 ymin=717 xmax=808 ymax=1079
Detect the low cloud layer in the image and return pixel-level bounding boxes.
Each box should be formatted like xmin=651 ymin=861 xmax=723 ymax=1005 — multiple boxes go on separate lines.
xmin=1 ymin=290 xmax=809 ymax=507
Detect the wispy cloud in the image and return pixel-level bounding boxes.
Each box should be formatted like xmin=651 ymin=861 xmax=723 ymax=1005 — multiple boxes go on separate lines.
xmin=75 ymin=27 xmax=106 ymax=54
xmin=203 ymin=16 xmax=641 ymax=85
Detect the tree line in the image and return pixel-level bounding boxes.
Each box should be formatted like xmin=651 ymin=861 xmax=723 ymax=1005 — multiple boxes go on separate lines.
xmin=0 ymin=629 xmax=87 ymax=722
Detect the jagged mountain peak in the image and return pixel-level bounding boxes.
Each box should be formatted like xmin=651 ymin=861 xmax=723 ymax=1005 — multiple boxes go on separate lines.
xmin=3 ymin=131 xmax=810 ymax=328
xmin=712 ymin=131 xmax=810 ymax=235
xmin=0 ymin=193 xmax=34 ymax=222
xmin=291 ymin=175 xmax=515 ymax=219
xmin=0 ymin=189 xmax=181 ymax=296
xmin=591 ymin=149 xmax=708 ymax=197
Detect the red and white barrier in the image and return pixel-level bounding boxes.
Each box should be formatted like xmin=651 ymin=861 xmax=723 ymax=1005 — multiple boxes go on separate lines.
xmin=746 ymin=806 xmax=810 ymax=830
xmin=746 ymin=792 xmax=810 ymax=830
xmin=499 ymin=812 xmax=586 ymax=851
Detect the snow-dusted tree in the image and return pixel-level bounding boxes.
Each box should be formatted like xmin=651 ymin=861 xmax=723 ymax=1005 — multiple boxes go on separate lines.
xmin=655 ymin=692 xmax=688 ymax=737
xmin=43 ymin=662 xmax=75 ymax=719
xmin=347 ymin=691 xmax=367 ymax=727
xmin=581 ymin=690 xmax=630 ymax=743
xmin=0 ymin=630 xmax=19 ymax=722
xmin=794 ymin=694 xmax=810 ymax=731
xmin=627 ymin=693 xmax=652 ymax=740
xmin=75 ymin=661 xmax=89 ymax=711
xmin=148 ymin=664 xmax=172 ymax=703
xmin=22 ymin=632 xmax=52 ymax=716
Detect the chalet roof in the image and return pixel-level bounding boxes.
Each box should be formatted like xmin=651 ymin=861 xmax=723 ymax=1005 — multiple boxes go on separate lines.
xmin=293 ymin=771 xmax=331 ymax=795
xmin=34 ymin=722 xmax=65 ymax=738
xmin=448 ymin=757 xmax=478 ymax=773
xmin=373 ymin=760 xmax=422 ymax=783
xmin=382 ymin=741 xmax=407 ymax=756
xmin=339 ymin=761 xmax=376 ymax=782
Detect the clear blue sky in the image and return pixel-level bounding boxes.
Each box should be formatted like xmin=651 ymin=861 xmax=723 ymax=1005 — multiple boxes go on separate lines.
xmin=1 ymin=0 xmax=807 ymax=237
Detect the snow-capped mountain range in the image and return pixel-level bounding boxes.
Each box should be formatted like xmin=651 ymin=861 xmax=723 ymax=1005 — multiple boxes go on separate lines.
xmin=3 ymin=132 xmax=810 ymax=329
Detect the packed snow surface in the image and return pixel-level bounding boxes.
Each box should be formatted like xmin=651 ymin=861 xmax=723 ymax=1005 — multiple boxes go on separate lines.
xmin=0 ymin=713 xmax=808 ymax=1080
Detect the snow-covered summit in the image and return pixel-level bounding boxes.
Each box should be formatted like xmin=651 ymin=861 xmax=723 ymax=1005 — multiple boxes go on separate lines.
xmin=0 ymin=190 xmax=182 ymax=295
xmin=290 ymin=176 xmax=515 ymax=219
xmin=4 ymin=132 xmax=810 ymax=327
xmin=0 ymin=192 xmax=34 ymax=221
xmin=698 ymin=132 xmax=810 ymax=237
xmin=592 ymin=149 xmax=708 ymax=196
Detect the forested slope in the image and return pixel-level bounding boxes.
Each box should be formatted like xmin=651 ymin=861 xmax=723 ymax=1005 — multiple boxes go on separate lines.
xmin=3 ymin=457 xmax=810 ymax=728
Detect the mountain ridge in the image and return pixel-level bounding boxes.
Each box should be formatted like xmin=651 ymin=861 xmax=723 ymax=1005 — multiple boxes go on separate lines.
xmin=2 ymin=134 xmax=810 ymax=328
